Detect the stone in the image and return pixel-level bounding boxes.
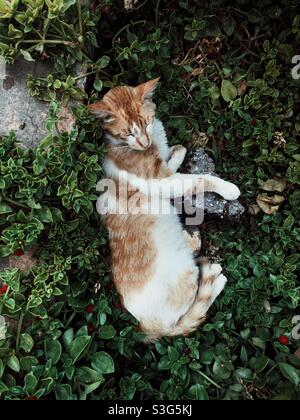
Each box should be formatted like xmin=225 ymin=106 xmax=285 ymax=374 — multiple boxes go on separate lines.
xmin=0 ymin=257 xmax=8 ymax=273
xmin=185 ymin=148 xmax=217 ymax=175
xmin=0 ymin=58 xmax=87 ymax=272
xmin=182 ymin=148 xmax=245 ymax=223
xmin=0 ymin=58 xmax=86 ymax=147
xmin=1 ymin=59 xmax=53 ymax=147
xmin=8 ymin=250 xmax=37 ymax=272
xmin=0 ymin=250 xmax=38 ymax=274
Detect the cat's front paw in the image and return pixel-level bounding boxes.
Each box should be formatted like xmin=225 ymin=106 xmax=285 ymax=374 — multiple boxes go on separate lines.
xmin=220 ymin=182 xmax=241 ymax=201
xmin=168 ymin=145 xmax=187 ymax=172
xmin=212 ymin=274 xmax=228 ymax=299
xmin=170 ymin=144 xmax=187 ymax=156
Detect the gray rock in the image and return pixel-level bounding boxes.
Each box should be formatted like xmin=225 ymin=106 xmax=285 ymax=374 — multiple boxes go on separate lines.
xmin=0 ymin=59 xmax=53 ymax=147
xmin=0 ymin=59 xmax=86 ymax=147
xmin=185 ymin=148 xmax=217 ymax=175
xmin=0 ymin=58 xmax=87 ymax=271
xmin=0 ymin=258 xmax=8 ymax=273
xmin=183 ymin=148 xmax=245 ymax=223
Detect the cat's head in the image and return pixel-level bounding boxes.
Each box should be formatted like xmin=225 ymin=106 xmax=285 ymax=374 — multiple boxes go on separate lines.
xmin=88 ymin=78 xmax=159 ymax=151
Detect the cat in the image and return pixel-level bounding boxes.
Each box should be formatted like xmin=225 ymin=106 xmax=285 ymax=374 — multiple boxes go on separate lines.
xmin=88 ymin=78 xmax=240 ymax=341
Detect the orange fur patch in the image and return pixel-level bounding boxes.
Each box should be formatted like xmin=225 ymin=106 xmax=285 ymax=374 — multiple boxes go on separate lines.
xmin=89 ymin=84 xmax=156 ymax=139
xmin=105 ymin=213 xmax=157 ymax=299
xmin=167 ymin=269 xmax=198 ymax=310
xmin=182 ymin=230 xmax=201 ymax=254
xmin=107 ymin=144 xmax=172 ymax=179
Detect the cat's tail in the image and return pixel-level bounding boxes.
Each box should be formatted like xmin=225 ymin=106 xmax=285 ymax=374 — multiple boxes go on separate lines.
xmin=144 ymin=264 xmax=227 ymax=342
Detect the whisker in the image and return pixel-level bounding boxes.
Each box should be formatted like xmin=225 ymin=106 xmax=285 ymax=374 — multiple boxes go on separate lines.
xmin=111 ymin=145 xmax=131 ymax=150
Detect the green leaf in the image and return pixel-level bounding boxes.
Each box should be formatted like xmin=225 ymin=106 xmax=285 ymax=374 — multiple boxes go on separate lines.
xmin=98 ymin=325 xmax=116 ymax=339
xmin=0 ymin=204 xmax=12 ymax=215
xmin=223 ymin=16 xmax=236 ymax=36
xmin=96 ymin=56 xmax=110 ymax=69
xmin=91 ymin=352 xmax=115 ymax=374
xmin=29 ymin=306 xmax=47 ymax=319
xmin=209 ymin=84 xmax=220 ymax=100
xmin=278 ymin=363 xmax=300 ymax=387
xmin=283 ymin=214 xmax=294 ymax=229
xmin=61 ymin=0 xmax=77 ymax=13
xmin=221 ymin=80 xmax=237 ymax=102
xmin=7 ymin=354 xmax=20 ymax=373
xmin=155 ymin=342 xmax=167 ymax=355
xmin=82 ymin=380 xmax=103 ymax=397
xmin=255 ymin=356 xmax=269 ymax=373
xmin=0 ymin=359 xmax=4 ymax=379
xmin=24 ymin=372 xmax=38 ymax=392
xmin=5 ymin=298 xmax=15 ymax=310
xmin=75 ymin=367 xmax=104 ymax=384
xmin=45 ymin=339 xmax=62 ymax=365
xmin=188 ymin=384 xmax=209 ymax=400
xmin=167 ymin=346 xmax=180 ymax=363
xmin=69 ymin=336 xmax=90 ymax=363
xmin=20 ymin=356 xmax=39 ymax=372
xmin=20 ymin=49 xmax=35 ymax=62
xmin=158 ymin=356 xmax=172 ymax=370
xmin=235 ymin=368 xmax=253 ymax=380
xmin=20 ymin=333 xmax=34 ymax=353
xmin=93 ymin=75 xmax=103 ymax=92
xmin=54 ymin=384 xmax=74 ymax=401
xmin=213 ymin=360 xmax=232 ymax=380
xmin=33 ymin=152 xmax=46 ymax=175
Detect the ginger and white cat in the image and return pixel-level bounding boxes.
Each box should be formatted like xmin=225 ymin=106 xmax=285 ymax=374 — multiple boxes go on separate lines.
xmin=88 ymin=78 xmax=240 ymax=341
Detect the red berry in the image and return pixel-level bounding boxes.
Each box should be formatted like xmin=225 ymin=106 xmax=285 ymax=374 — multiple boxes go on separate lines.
xmin=0 ymin=284 xmax=8 ymax=295
xmin=88 ymin=323 xmax=96 ymax=335
xmin=27 ymin=396 xmax=37 ymax=401
xmin=85 ymin=304 xmax=95 ymax=314
xmin=14 ymin=249 xmax=24 ymax=257
xmin=250 ymin=119 xmax=257 ymax=126
xmin=278 ymin=335 xmax=289 ymax=345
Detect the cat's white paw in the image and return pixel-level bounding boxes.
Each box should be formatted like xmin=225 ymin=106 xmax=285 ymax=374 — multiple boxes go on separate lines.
xmin=168 ymin=145 xmax=187 ymax=172
xmin=209 ymin=263 xmax=223 ymax=278
xmin=202 ymin=262 xmax=222 ymax=279
xmin=212 ymin=274 xmax=227 ymax=299
xmin=220 ymin=182 xmax=241 ymax=201
xmin=170 ymin=145 xmax=187 ymax=157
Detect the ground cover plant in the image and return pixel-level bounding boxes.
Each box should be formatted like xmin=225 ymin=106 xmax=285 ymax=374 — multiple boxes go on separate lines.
xmin=0 ymin=0 xmax=299 ymax=400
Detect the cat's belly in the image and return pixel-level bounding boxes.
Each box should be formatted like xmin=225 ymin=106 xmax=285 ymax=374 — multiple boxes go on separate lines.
xmin=123 ymin=213 xmax=199 ymax=326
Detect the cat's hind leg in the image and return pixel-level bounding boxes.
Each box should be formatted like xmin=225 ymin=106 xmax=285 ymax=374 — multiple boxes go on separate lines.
xmin=161 ymin=262 xmax=227 ymax=339
xmin=200 ymin=263 xmax=227 ymax=305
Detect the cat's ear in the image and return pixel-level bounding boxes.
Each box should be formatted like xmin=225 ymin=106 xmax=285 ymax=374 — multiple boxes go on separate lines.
xmin=136 ymin=77 xmax=160 ymax=101
xmin=88 ymin=101 xmax=116 ymax=124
